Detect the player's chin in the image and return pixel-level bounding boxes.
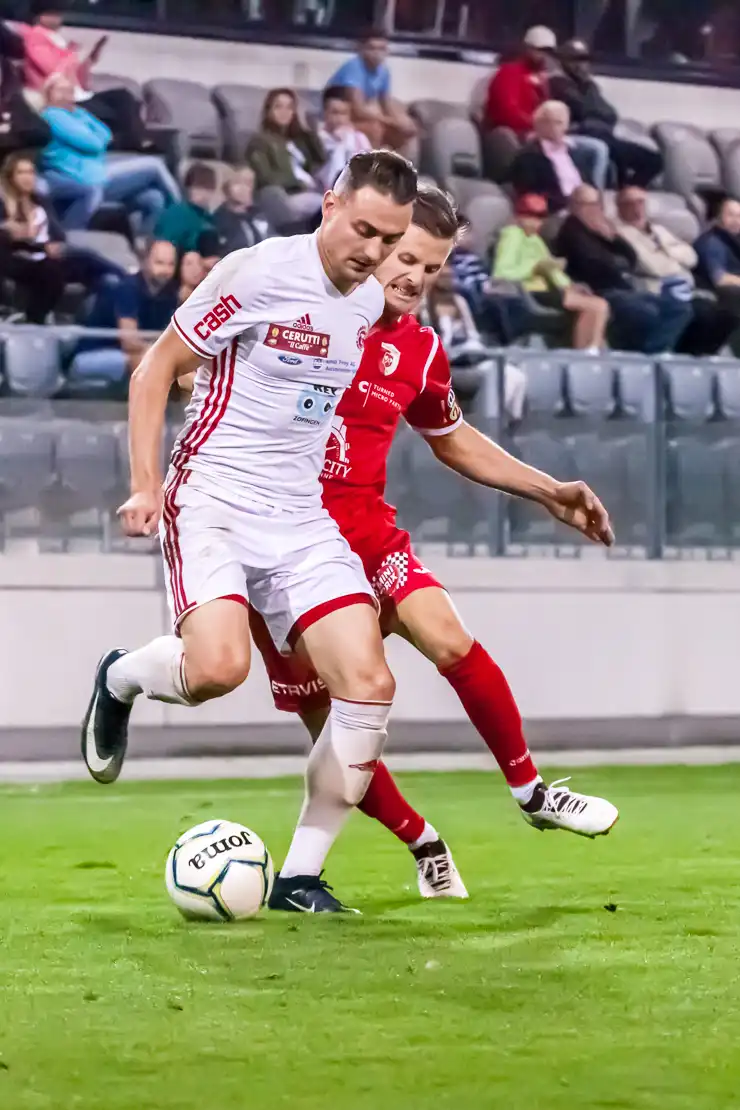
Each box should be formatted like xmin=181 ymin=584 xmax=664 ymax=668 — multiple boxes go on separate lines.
xmin=384 ymin=288 xmax=421 ymax=316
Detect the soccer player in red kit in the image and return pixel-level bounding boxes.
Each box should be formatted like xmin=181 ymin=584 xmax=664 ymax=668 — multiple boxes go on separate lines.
xmin=252 ymin=184 xmax=619 ymax=909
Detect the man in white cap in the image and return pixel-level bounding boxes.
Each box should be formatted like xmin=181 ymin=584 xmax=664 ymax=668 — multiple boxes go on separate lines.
xmin=484 ymin=25 xmax=557 ymax=138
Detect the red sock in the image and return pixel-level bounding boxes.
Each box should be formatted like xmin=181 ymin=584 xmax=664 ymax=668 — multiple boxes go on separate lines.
xmin=357 ymin=760 xmax=426 ymax=845
xmin=440 ymin=641 xmax=538 ymax=788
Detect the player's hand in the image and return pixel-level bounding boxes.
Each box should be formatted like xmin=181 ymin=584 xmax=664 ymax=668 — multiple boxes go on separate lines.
xmin=544 ymin=481 xmax=615 ymax=546
xmin=117 ymin=489 xmax=163 ymax=537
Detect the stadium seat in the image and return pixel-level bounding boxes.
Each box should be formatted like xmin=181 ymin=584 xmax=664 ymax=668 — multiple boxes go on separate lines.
xmin=468 ymin=75 xmax=490 ymax=127
xmin=464 ymin=192 xmax=513 ymax=257
xmin=616 ymin=359 xmax=656 ymax=420
xmin=410 ymin=99 xmax=467 ymax=130
xmin=709 ymin=128 xmax=740 ymax=191
xmin=613 ymin=118 xmax=660 ymax=153
xmin=715 ymin=363 xmax=740 ymax=420
xmin=568 ymin=432 xmax=625 ymax=535
xmin=88 ymin=72 xmax=144 ymax=100
xmin=211 ymin=84 xmax=265 ymax=163
xmin=666 ymin=436 xmax=724 ymax=546
xmin=178 ymin=159 xmax=233 ymax=203
xmin=480 ymin=127 xmax=521 ymax=184
xmin=515 ymin=355 xmax=565 ymax=416
xmin=716 ymin=437 xmax=740 ymax=546
xmin=717 ymin=139 xmax=740 ymax=204
xmin=3 ymin=330 xmax=63 ymax=398
xmin=564 ymin=358 xmax=616 ymax=418
xmin=662 ymin=360 xmax=715 ymax=422
xmin=66 ymin=230 xmax=138 ymax=273
xmin=0 ymin=420 xmax=54 ymax=524
xmin=427 ymin=117 xmax=503 ymax=208
xmin=652 ymin=122 xmax=722 ymax=215
xmin=509 ymin=431 xmax=572 ymax=543
xmin=619 ymin=432 xmax=650 ymax=545
xmin=145 ymin=78 xmax=224 ymax=159
xmin=49 ymin=422 xmax=120 ymax=545
xmin=295 ymin=87 xmax=323 ymax=119
xmin=402 ymin=430 xmax=489 ymax=545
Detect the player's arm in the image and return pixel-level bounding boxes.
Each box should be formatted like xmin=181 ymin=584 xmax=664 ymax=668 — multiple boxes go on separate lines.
xmin=118 ymin=327 xmax=202 ymax=537
xmin=426 ymin=421 xmax=614 ymax=546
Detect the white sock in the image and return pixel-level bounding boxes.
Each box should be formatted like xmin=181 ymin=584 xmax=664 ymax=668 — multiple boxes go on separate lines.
xmin=106 ymin=636 xmax=196 ymax=706
xmin=408 ymin=821 xmax=440 ymax=851
xmin=510 ymin=776 xmax=544 ymax=807
xmin=280 ymin=697 xmax=391 ymax=879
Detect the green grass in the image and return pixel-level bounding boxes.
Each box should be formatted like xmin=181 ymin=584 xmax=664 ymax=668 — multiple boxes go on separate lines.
xmin=1 ymin=766 xmax=739 ymax=1110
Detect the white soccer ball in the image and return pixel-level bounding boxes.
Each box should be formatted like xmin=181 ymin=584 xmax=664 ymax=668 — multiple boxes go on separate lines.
xmin=165 ymin=819 xmax=274 ymax=921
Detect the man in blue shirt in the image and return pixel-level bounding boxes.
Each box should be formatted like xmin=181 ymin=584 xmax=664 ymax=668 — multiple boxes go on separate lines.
xmin=326 ymin=28 xmax=417 ymax=152
xmin=694 ymin=196 xmax=740 ymax=354
xmin=70 ymin=239 xmax=178 ymax=391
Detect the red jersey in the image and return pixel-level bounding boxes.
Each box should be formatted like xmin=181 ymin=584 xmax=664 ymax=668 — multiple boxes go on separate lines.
xmin=321 ymin=314 xmax=462 ymax=506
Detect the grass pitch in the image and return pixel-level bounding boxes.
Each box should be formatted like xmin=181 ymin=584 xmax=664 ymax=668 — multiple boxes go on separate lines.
xmin=1 ymin=766 xmax=739 ymax=1110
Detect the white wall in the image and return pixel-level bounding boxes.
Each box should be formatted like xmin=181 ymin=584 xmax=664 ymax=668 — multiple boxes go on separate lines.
xmin=64 ymin=26 xmax=740 ymax=130
xmin=2 ymin=553 xmax=739 ymax=728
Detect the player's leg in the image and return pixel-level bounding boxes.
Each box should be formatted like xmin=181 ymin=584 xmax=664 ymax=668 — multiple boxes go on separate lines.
xmin=389 ymin=583 xmax=619 ymax=837
xmin=81 ymin=485 xmax=250 ymax=785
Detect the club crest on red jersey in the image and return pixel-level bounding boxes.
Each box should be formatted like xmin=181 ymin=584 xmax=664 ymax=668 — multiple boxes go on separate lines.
xmin=380 ymin=342 xmax=401 ymax=376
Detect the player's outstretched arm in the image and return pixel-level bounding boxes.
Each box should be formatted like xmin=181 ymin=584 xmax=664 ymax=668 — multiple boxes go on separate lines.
xmin=424 ymin=421 xmax=615 ymax=546
xmin=118 ymin=326 xmax=202 ymax=538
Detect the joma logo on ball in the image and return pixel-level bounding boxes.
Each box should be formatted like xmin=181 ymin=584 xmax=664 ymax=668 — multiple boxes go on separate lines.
xmin=190 ymin=831 xmax=252 ymax=870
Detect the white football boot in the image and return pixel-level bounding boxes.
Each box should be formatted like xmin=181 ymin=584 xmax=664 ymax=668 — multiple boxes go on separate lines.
xmin=521 ymin=778 xmax=619 ymax=838
xmin=412 ymin=839 xmax=469 ymax=898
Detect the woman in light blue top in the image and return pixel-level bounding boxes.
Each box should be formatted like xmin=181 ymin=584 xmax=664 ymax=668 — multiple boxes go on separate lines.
xmin=41 ymin=73 xmax=180 ymax=233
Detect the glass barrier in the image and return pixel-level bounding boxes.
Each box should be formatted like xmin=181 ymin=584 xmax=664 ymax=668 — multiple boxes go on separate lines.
xmin=0 ymin=347 xmax=737 ymax=557
xmin=42 ymin=0 xmax=740 ymax=73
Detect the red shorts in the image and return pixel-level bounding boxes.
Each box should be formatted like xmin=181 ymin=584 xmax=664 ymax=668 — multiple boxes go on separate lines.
xmin=250 ymin=505 xmax=443 ymax=715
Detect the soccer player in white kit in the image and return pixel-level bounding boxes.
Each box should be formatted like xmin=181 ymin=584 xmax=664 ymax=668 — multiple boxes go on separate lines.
xmin=81 ymin=152 xmax=418 ymax=913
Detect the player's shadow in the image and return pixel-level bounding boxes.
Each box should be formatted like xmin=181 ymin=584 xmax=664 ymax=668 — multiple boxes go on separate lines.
xmin=363 ymin=897 xmax=606 ymax=936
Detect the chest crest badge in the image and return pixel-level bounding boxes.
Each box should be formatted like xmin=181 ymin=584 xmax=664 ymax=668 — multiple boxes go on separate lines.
xmin=380 ymin=342 xmax=401 ymax=376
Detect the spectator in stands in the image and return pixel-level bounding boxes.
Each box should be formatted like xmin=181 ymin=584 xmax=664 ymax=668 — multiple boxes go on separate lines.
xmin=69 ymin=239 xmax=178 ymax=389
xmin=247 ymin=88 xmax=326 ymax=230
xmin=0 ymin=19 xmax=51 ymax=158
xmin=616 ymin=185 xmax=737 ymax=356
xmin=154 ymin=162 xmax=216 ymax=255
xmin=484 ymin=25 xmax=553 ymax=138
xmin=20 ymin=2 xmax=145 ymax=149
xmin=40 ymin=74 xmax=180 ymax=233
xmin=317 ymin=86 xmax=371 ymax=190
xmin=509 ymin=101 xmax=604 ymax=213
xmin=446 ymin=224 xmax=531 ymax=346
xmin=557 ymin=184 xmax=692 ymax=354
xmin=325 ymin=29 xmax=417 ymax=152
xmin=694 ymin=197 xmax=740 ymax=317
xmin=550 ymin=40 xmax=662 ymax=188
xmin=213 ymin=167 xmax=274 ymax=254
xmin=494 ymin=192 xmax=609 ymax=351
xmin=178 ymin=250 xmax=206 ymax=304
xmin=196 ymin=228 xmax=222 ymax=274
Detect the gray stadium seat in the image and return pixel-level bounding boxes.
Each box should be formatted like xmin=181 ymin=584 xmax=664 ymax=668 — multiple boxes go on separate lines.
xmin=50 ymin=422 xmax=120 ymax=545
xmin=662 ymin=361 xmax=715 ymax=421
xmin=616 ymin=359 xmax=655 ymax=420
xmin=3 ymin=330 xmax=63 ymax=398
xmin=509 ymin=432 xmax=572 ymax=543
xmin=427 ymin=117 xmax=502 ymax=209
xmin=295 ymin=88 xmax=323 ymax=119
xmin=710 ymin=128 xmax=740 ymax=189
xmin=619 ymin=433 xmax=650 ymax=545
xmin=715 ymin=363 xmax=740 ymax=419
xmin=88 ymin=72 xmax=144 ymax=100
xmin=666 ymin=436 xmax=724 ymax=546
xmin=464 ymin=192 xmax=513 ymax=257
xmin=716 ymin=437 xmax=740 ymax=546
xmin=652 ymin=123 xmax=721 ymax=215
xmin=410 ymin=99 xmax=467 ymax=130
xmin=66 ymin=230 xmax=138 ymax=273
xmin=613 ymin=118 xmax=660 ymax=153
xmin=0 ymin=420 xmax=54 ymax=519
xmin=178 ymin=159 xmax=233 ymax=205
xmin=211 ymin=84 xmax=265 ymax=162
xmin=480 ymin=127 xmax=521 ymax=184
xmin=468 ymin=75 xmax=490 ymax=126
xmin=400 ymin=431 xmax=489 ymax=545
xmin=565 ymin=359 xmax=616 ymax=418
xmin=516 ymin=355 xmax=565 ymax=415
xmin=568 ymin=432 xmax=625 ymax=536
xmin=717 ymin=139 xmax=740 ymax=204
xmin=145 ymin=78 xmax=223 ymax=159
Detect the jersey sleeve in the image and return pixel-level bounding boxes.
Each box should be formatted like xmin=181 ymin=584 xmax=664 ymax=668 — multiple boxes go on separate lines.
xmin=405 ymin=334 xmax=463 ymax=437
xmin=171 ymin=247 xmax=270 ymax=359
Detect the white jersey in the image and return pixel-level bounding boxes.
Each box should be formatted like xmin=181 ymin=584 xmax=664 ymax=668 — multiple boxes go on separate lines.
xmin=171 ymin=233 xmax=384 ymax=516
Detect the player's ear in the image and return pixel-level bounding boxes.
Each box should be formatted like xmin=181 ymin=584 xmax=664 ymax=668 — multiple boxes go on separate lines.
xmin=322 ymin=190 xmax=340 ymax=222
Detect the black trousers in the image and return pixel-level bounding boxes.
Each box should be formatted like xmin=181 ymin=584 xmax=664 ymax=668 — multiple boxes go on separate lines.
xmin=0 ymin=246 xmax=64 ymax=323
xmin=581 ymin=126 xmax=663 ymax=188
xmin=676 ymin=296 xmax=739 ymax=357
xmin=86 ymin=88 xmax=145 ymax=151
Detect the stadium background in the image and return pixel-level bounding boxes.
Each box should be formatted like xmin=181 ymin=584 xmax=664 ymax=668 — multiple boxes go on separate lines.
xmin=0 ymin=0 xmax=739 ymax=766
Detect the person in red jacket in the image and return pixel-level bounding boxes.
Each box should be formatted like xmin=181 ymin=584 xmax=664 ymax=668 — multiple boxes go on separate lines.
xmin=484 ymin=25 xmax=555 ymax=136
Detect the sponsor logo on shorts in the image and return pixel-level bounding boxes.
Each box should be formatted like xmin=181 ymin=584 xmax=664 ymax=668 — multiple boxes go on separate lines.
xmin=371 ymin=551 xmax=409 ymax=599
xmin=279 ymin=354 xmax=303 ymax=365
xmin=271 ymin=678 xmax=327 ymax=698
xmin=266 ymin=322 xmax=330 ymax=357
xmin=194 ymin=293 xmax=242 ymax=341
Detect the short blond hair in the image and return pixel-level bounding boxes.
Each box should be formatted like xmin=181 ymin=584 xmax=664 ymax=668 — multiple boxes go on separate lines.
xmin=533 ymin=99 xmax=571 ymax=126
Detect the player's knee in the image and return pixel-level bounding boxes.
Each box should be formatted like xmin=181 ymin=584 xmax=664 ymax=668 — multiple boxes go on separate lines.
xmin=428 ymin=622 xmax=474 ymax=671
xmin=187 ymin=643 xmax=250 ymax=699
xmin=343 ymin=661 xmax=396 ymax=705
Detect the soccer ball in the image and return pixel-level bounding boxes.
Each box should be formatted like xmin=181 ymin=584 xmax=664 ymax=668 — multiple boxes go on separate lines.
xmin=165 ymin=819 xmax=274 ymax=921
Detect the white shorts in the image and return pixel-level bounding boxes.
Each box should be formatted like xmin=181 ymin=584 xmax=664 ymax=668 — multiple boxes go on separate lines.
xmin=160 ymin=470 xmax=375 ymax=650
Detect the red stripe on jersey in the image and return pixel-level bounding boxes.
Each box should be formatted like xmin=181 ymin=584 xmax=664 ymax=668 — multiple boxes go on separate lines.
xmin=172 ymin=311 xmax=211 ymax=359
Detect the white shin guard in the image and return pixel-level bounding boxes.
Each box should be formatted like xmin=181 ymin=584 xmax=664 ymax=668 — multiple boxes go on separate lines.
xmin=280 ymin=697 xmax=391 ymax=879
